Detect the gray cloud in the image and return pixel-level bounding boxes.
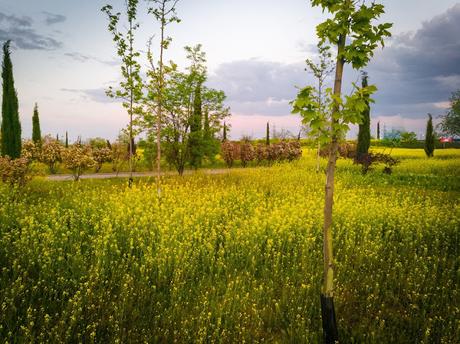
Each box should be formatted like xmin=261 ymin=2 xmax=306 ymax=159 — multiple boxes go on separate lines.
xmin=42 ymin=11 xmax=66 ymax=25
xmin=61 ymin=88 xmax=119 ymax=103
xmin=0 ymin=12 xmax=62 ymax=50
xmin=65 ymin=51 xmax=119 ymax=66
xmin=367 ymin=4 xmax=460 ymax=115
xmin=209 ymin=4 xmax=460 ymax=120
xmin=208 ymin=59 xmax=312 ymax=116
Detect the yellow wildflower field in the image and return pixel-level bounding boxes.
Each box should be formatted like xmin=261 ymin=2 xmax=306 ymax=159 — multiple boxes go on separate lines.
xmin=0 ymin=148 xmax=459 ymax=342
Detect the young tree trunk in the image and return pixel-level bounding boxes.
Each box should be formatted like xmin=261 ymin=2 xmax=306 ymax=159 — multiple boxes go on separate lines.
xmin=321 ymin=33 xmax=345 ymax=344
xmin=156 ymin=3 xmax=166 ymax=196
xmin=316 ymin=142 xmax=321 ymax=173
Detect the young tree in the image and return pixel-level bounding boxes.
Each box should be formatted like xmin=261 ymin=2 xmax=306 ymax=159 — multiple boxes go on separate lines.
xmin=438 ymin=90 xmax=460 ymax=137
xmin=304 ymin=43 xmax=334 ymax=172
xmin=102 ymin=0 xmax=143 ymax=187
xmin=145 ymin=0 xmax=180 ymax=189
xmin=424 ymin=114 xmax=435 ymax=157
xmin=32 ymin=103 xmax=42 ymax=146
xmin=292 ymin=1 xmax=391 ymax=341
xmin=266 ymin=122 xmax=270 ymax=145
xmin=1 ymin=40 xmax=21 ymax=159
xmin=356 ymin=72 xmax=371 ymax=160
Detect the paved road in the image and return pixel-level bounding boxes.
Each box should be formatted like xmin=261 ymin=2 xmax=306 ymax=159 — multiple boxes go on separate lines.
xmin=47 ymin=168 xmax=233 ymax=181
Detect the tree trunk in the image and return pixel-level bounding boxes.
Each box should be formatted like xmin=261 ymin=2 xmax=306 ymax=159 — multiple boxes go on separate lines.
xmin=156 ymin=4 xmax=166 ymax=196
xmin=321 ymin=33 xmax=345 ymax=344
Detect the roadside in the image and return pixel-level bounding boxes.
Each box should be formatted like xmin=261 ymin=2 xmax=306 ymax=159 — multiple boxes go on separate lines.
xmin=47 ymin=168 xmax=233 ymax=181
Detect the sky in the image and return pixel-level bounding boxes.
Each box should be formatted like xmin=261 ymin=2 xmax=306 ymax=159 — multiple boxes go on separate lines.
xmin=0 ymin=0 xmax=459 ymax=141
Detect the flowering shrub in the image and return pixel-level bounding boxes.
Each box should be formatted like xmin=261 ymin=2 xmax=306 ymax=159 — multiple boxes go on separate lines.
xmin=240 ymin=142 xmax=255 ymax=167
xmin=255 ymin=144 xmax=268 ymax=164
xmin=0 ymin=156 xmax=31 ymax=186
xmin=92 ymin=147 xmax=113 ymax=172
xmin=21 ymin=140 xmax=39 ymax=161
xmin=355 ymin=152 xmax=400 ymax=174
xmin=61 ymin=145 xmax=95 ymax=181
xmin=221 ymin=141 xmax=240 ymax=167
xmin=40 ymin=136 xmax=62 ymax=174
xmin=320 ymin=142 xmax=357 ymax=159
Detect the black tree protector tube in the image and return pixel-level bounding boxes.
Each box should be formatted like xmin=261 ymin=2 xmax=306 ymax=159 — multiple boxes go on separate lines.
xmin=321 ymin=294 xmax=339 ymax=343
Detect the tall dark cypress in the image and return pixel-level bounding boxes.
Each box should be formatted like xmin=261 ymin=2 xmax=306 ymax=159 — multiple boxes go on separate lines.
xmin=189 ymin=82 xmax=203 ymax=168
xmin=32 ymin=103 xmax=42 ymax=146
xmin=222 ymin=122 xmax=227 ymax=141
xmin=266 ymin=122 xmax=270 ymax=145
xmin=424 ymin=113 xmax=435 ymax=157
xmin=1 ymin=40 xmax=21 ymax=158
xmin=356 ymin=72 xmax=371 ymax=159
xmin=65 ymin=131 xmax=69 ymax=148
xmin=377 ymin=121 xmax=380 ymax=140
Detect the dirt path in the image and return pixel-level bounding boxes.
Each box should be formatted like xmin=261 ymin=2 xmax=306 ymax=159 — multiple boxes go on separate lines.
xmin=47 ymin=168 xmax=233 ymax=181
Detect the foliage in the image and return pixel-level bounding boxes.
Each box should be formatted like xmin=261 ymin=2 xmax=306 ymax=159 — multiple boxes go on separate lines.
xmin=1 ymin=40 xmax=22 ymax=159
xmin=0 ymin=156 xmax=30 ymax=186
xmin=61 ymin=144 xmax=95 ymax=181
xmin=32 ymin=103 xmax=42 ymax=147
xmin=0 ymin=150 xmax=458 ymax=342
xmin=400 ymin=131 xmax=417 ymax=144
xmin=438 ymin=89 xmax=460 ymax=136
xmin=88 ymin=137 xmax=109 ymax=149
xmin=425 ymin=114 xmax=435 ymax=157
xmin=110 ymin=142 xmax=129 ymax=175
xmin=39 ymin=136 xmax=62 ymax=174
xmin=159 ymin=45 xmax=229 ymax=175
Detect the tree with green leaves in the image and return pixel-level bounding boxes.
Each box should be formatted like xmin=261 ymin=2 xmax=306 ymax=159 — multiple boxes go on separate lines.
xmin=292 ymin=1 xmax=391 ymax=341
xmin=186 ymin=45 xmax=206 ymax=169
xmin=1 ymin=40 xmax=21 ymax=159
xmin=144 ymin=0 xmax=180 ymax=189
xmin=32 ymin=103 xmax=42 ymax=147
xmin=356 ymin=72 xmax=371 ymax=160
xmin=161 ymin=45 xmax=229 ymax=175
xmin=438 ymin=90 xmax=460 ymax=137
xmin=102 ymin=0 xmax=143 ymax=187
xmin=304 ymin=43 xmax=334 ymax=173
xmin=424 ymin=114 xmax=435 ymax=157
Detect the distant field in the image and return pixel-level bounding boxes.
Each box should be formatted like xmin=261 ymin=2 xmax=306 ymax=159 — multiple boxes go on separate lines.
xmin=1 ymin=149 xmax=459 ymax=342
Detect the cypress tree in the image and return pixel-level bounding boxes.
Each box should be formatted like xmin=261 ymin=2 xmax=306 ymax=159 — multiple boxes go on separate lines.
xmin=266 ymin=122 xmax=270 ymax=145
xmin=377 ymin=121 xmax=380 ymax=140
xmin=222 ymin=122 xmax=227 ymax=141
xmin=189 ymin=82 xmax=203 ymax=168
xmin=424 ymin=113 xmax=435 ymax=157
xmin=1 ymin=40 xmax=21 ymax=158
xmin=65 ymin=131 xmax=69 ymax=148
xmin=356 ymin=72 xmax=371 ymax=159
xmin=32 ymin=102 xmax=42 ymax=146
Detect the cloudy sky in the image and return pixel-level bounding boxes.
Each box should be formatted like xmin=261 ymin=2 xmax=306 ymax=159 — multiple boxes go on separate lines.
xmin=0 ymin=0 xmax=459 ymax=141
